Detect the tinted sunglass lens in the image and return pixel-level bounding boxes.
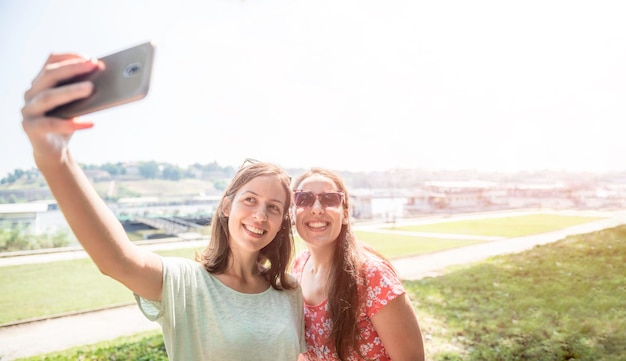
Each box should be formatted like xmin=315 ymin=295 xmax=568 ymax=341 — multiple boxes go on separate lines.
xmin=320 ymin=193 xmax=342 ymax=207
xmin=295 ymin=192 xmax=315 ymax=207
xmin=295 ymin=191 xmax=343 ymax=208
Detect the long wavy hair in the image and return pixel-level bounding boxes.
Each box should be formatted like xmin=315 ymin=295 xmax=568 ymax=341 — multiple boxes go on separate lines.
xmin=292 ymin=167 xmax=377 ymax=360
xmin=196 ymin=161 xmax=296 ymax=290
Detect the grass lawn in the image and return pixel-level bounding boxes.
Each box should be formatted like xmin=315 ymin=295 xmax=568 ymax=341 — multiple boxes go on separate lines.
xmin=408 ymin=225 xmax=626 ymax=360
xmin=387 ymin=213 xmax=604 ymax=238
xmin=0 ymin=259 xmax=134 ymax=324
xmin=0 ymin=246 xmax=201 ymax=325
xmin=16 ymin=225 xmax=626 ymax=361
xmin=354 ymin=231 xmax=485 ymax=259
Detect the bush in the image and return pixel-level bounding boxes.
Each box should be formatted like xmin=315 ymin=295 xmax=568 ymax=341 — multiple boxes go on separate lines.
xmin=0 ymin=226 xmax=72 ymax=252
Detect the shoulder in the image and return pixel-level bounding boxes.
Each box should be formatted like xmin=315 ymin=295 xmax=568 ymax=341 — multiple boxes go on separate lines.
xmin=358 ymin=252 xmax=406 ymax=317
xmin=162 ymin=256 xmax=201 ymax=268
xmin=269 ymin=274 xmax=303 ymax=306
xmin=359 ymin=251 xmax=403 ymax=288
xmin=161 ymin=257 xmax=204 ymax=278
xmin=361 ymin=252 xmax=396 ymax=276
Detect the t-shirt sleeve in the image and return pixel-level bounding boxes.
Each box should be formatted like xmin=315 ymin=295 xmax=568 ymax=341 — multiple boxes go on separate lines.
xmin=361 ymin=255 xmax=406 ymax=319
xmin=134 ymin=256 xmax=166 ymax=322
xmin=135 ymin=256 xmax=193 ymax=322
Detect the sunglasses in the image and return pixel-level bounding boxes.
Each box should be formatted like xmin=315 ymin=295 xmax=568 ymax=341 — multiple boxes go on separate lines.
xmin=293 ymin=190 xmax=345 ymax=208
xmin=239 ymin=157 xmax=261 ymax=168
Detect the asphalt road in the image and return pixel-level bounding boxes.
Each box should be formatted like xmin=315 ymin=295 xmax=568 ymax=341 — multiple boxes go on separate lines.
xmin=1 ymin=209 xmax=624 ymax=360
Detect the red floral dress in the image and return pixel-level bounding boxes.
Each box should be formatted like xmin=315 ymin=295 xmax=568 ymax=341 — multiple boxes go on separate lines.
xmin=292 ymin=250 xmax=405 ymax=360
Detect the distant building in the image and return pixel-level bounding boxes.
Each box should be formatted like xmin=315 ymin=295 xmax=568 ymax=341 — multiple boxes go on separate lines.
xmin=0 ymin=202 xmax=49 ymax=232
xmin=504 ymin=182 xmax=575 ymax=209
xmin=421 ymin=180 xmax=499 ymax=210
xmin=349 ymin=190 xmax=372 ymax=219
xmin=404 ymin=189 xmax=433 ymax=215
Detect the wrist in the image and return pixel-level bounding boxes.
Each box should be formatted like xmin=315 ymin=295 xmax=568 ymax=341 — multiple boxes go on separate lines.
xmin=33 ymin=149 xmax=75 ymax=173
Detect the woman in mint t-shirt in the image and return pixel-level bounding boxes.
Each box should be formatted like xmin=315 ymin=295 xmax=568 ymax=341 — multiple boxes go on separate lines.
xmin=21 ymin=53 xmax=305 ymax=360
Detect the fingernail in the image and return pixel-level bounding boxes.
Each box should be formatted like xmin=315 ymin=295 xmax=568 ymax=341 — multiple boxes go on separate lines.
xmin=71 ymin=119 xmax=94 ymax=129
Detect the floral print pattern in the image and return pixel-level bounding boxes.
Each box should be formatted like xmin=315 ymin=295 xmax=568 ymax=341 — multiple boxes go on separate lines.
xmin=293 ymin=250 xmax=405 ymax=360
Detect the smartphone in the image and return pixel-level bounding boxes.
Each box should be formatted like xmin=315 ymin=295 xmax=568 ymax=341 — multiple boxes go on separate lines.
xmin=46 ymin=41 xmax=155 ymax=118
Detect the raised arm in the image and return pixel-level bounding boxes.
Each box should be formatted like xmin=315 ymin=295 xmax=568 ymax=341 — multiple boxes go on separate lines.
xmin=21 ymin=54 xmax=163 ymax=301
xmin=371 ymin=293 xmax=425 ymax=361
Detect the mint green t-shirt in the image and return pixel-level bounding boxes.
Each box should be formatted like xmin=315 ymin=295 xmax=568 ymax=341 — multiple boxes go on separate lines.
xmin=136 ymin=257 xmax=306 ymax=361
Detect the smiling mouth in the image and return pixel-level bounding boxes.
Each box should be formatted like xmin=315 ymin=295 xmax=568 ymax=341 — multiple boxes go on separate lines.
xmin=244 ymin=224 xmax=266 ymax=235
xmin=306 ymin=221 xmax=329 ymax=229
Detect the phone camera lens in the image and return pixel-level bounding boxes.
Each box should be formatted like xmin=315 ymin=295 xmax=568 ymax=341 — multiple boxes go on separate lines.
xmin=123 ymin=63 xmax=142 ymax=78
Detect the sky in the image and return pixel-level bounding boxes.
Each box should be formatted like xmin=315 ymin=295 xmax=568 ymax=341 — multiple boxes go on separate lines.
xmin=1 ymin=0 xmax=626 ymax=178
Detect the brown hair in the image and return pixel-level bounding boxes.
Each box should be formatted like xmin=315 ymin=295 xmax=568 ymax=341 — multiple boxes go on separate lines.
xmin=196 ymin=161 xmax=296 ymax=290
xmin=292 ymin=167 xmax=366 ymax=360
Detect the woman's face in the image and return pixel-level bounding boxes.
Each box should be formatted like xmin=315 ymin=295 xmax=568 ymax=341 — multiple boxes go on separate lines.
xmin=224 ymin=175 xmax=287 ymax=255
xmin=293 ymin=174 xmax=348 ymax=250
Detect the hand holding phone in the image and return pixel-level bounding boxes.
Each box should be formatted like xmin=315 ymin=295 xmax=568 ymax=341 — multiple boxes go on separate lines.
xmin=46 ymin=41 xmax=155 ymax=118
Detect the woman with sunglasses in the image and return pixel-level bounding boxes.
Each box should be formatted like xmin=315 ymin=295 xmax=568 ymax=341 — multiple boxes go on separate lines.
xmin=291 ymin=168 xmax=425 ymax=361
xmin=21 ymin=54 xmax=305 ymax=360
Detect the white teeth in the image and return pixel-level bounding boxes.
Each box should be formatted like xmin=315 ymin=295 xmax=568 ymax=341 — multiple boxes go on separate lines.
xmin=245 ymin=225 xmax=264 ymax=235
xmin=308 ymin=222 xmax=327 ymax=229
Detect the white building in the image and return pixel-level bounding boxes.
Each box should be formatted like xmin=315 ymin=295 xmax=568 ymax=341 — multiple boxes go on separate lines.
xmin=0 ymin=202 xmax=50 ymax=233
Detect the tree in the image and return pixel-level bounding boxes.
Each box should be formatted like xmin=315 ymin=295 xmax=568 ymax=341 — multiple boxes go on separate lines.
xmin=162 ymin=165 xmax=182 ymax=181
xmin=101 ymin=162 xmax=127 ymax=176
xmin=138 ymin=161 xmax=159 ymax=179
